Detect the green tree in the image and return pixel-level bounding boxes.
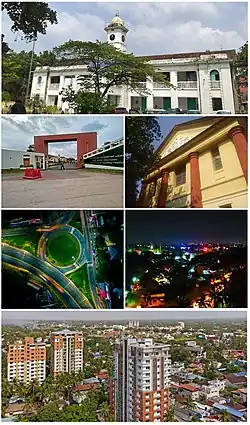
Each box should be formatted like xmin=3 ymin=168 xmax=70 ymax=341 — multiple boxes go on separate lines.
xmin=60 ymin=88 xmax=114 ymax=114
xmin=182 ymin=396 xmax=196 ymax=418
xmin=100 ymin=401 xmax=111 ymax=421
xmin=54 ymin=40 xmax=167 ymax=98
xmin=2 ymin=2 xmax=57 ymax=41
xmin=163 ymin=406 xmax=176 ymax=422
xmin=125 ymin=116 xmax=162 ymax=207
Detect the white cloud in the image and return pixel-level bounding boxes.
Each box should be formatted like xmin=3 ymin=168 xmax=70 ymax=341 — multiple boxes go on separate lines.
xmin=2 ymin=116 xmax=123 ymax=157
xmin=2 ymin=2 xmax=247 ymax=55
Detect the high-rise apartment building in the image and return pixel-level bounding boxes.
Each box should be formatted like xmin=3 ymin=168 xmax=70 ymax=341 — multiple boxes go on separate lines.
xmin=110 ymin=338 xmax=171 ymax=422
xmin=128 ymin=321 xmax=140 ymax=328
xmin=51 ymin=330 xmax=84 ymax=377
xmin=7 ymin=337 xmax=46 ymax=384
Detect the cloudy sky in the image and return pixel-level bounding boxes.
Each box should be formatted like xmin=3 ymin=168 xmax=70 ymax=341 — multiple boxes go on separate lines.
xmin=2 ymin=310 xmax=247 ymax=324
xmin=2 ymin=2 xmax=247 ymax=55
xmin=2 ymin=116 xmax=123 ymax=157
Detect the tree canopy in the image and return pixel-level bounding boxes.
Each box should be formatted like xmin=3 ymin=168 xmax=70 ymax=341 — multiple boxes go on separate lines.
xmin=125 ymin=116 xmax=162 ymax=207
xmin=2 ymin=2 xmax=57 ymax=41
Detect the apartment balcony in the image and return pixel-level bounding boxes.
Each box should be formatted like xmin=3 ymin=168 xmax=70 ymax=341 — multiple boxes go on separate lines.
xmin=153 ymin=82 xmax=171 ymax=89
xmin=177 ymin=81 xmax=197 ymax=89
xmin=210 ymin=81 xmax=221 ymax=89
xmin=48 ymin=83 xmax=60 ymax=91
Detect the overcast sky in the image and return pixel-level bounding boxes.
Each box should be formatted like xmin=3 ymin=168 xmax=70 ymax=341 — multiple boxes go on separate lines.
xmin=2 ymin=116 xmax=123 ymax=157
xmin=2 ymin=310 xmax=247 ymax=324
xmin=2 ymin=2 xmax=247 ymax=55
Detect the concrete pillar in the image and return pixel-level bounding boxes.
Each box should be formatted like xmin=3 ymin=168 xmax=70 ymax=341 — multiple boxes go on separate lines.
xmin=189 ymin=152 xmax=203 ymax=208
xmin=146 ymin=77 xmax=154 ymax=109
xmin=137 ymin=182 xmax=148 ymax=207
xmin=170 ymin=71 xmax=178 ymax=108
xmin=228 ymin=125 xmax=248 ymax=182
xmin=157 ymin=170 xmax=169 ymax=208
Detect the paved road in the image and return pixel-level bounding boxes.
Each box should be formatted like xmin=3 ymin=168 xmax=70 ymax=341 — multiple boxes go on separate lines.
xmin=2 ymin=243 xmax=93 ymax=309
xmin=80 ymin=210 xmax=102 ymax=309
xmin=2 ymin=170 xmax=123 ymax=208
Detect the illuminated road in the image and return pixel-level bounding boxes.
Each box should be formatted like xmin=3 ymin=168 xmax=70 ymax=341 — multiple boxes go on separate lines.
xmin=2 ymin=243 xmax=93 ymax=309
xmin=80 ymin=210 xmax=103 ymax=309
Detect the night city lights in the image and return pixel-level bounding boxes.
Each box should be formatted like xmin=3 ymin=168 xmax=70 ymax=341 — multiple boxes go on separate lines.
xmin=2 ymin=210 xmax=123 ymax=309
xmin=125 ymin=210 xmax=247 ymax=308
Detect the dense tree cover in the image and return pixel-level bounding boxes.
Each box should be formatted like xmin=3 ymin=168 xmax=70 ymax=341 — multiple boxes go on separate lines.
xmin=125 ymin=116 xmax=162 ymax=207
xmin=2 ymin=2 xmax=57 ymax=41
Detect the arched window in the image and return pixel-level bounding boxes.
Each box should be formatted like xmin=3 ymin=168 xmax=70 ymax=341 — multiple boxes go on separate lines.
xmin=210 ymin=70 xmax=220 ymax=81
xmin=37 ymin=76 xmax=42 ymax=84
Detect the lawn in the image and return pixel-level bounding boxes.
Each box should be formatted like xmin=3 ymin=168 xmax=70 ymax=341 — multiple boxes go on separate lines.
xmin=46 ymin=232 xmax=80 ymax=266
xmin=2 ymin=232 xmax=39 ymax=255
xmin=67 ymin=264 xmax=95 ymax=307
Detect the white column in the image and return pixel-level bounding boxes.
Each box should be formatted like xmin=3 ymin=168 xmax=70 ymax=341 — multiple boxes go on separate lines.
xmin=57 ymin=75 xmax=65 ymax=109
xmin=146 ymin=77 xmax=154 ymax=109
xmin=170 ymin=71 xmax=178 ymax=108
xmin=198 ymin=65 xmax=211 ymax=114
xmin=220 ymin=65 xmax=235 ymax=113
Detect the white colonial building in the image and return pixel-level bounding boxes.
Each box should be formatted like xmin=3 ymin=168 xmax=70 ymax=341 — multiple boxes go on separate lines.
xmin=30 ymin=12 xmax=236 ymax=113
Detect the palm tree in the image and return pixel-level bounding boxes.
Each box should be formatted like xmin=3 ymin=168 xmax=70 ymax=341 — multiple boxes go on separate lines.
xmin=163 ymin=406 xmax=176 ymax=422
xmin=182 ymin=396 xmax=196 ymax=419
xmin=100 ymin=401 xmax=110 ymax=421
xmin=218 ymin=410 xmax=232 ymax=422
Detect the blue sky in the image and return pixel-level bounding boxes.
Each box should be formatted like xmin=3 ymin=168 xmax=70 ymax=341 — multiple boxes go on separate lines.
xmin=2 ymin=2 xmax=247 ymax=55
xmin=1 ymin=116 xmax=123 ymax=157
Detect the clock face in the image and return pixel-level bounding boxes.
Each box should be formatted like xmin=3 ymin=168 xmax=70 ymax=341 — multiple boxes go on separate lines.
xmin=122 ymin=35 xmax=125 ymax=42
xmin=165 ymin=136 xmax=192 ymax=155
xmin=110 ymin=34 xmax=115 ymax=41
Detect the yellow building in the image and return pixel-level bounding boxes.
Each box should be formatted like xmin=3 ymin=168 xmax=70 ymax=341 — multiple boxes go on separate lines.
xmin=138 ymin=116 xmax=247 ymax=208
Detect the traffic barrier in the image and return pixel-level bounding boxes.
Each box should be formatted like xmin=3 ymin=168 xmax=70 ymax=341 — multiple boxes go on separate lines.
xmin=23 ymin=168 xmax=42 ymax=179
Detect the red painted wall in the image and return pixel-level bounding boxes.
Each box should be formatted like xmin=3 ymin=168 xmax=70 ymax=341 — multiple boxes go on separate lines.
xmin=34 ymin=132 xmax=97 ymax=168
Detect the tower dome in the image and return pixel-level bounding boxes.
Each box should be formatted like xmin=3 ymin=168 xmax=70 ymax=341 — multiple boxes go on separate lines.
xmin=104 ymin=11 xmax=128 ymax=52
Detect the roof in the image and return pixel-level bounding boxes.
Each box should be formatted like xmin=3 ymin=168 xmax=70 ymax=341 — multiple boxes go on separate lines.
xmin=224 ymin=374 xmax=247 ymax=384
xmin=180 ymin=384 xmax=200 ymax=392
xmin=213 ymin=403 xmax=244 ymax=418
xmin=140 ymin=49 xmax=236 ymax=61
xmin=5 ymin=404 xmax=26 ymax=414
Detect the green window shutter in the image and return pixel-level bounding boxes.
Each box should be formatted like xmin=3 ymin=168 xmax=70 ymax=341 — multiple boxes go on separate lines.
xmin=163 ymin=97 xmax=171 ymax=109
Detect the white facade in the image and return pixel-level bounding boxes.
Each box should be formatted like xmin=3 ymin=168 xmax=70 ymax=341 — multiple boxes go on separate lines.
xmin=114 ymin=338 xmax=171 ymax=422
xmin=2 ymin=149 xmax=45 ymax=170
xmin=30 ymin=13 xmax=236 ymax=114
xmin=201 ymin=380 xmax=225 ymax=399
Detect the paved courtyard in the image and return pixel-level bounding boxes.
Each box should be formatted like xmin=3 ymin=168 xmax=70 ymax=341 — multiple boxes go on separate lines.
xmin=2 ymin=169 xmax=123 ymax=208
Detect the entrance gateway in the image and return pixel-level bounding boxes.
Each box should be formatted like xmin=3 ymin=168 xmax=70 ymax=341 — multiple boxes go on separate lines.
xmin=34 ymin=132 xmax=97 ymax=169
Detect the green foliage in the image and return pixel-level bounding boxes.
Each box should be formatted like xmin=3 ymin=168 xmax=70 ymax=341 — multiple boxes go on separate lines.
xmin=54 ymin=40 xmax=168 ymax=97
xmin=235 ymin=42 xmax=248 ymax=76
xmin=125 ymin=116 xmax=162 ymax=206
xmin=2 ymin=91 xmax=11 ymax=101
xmin=60 ymin=87 xmax=115 ymax=114
xmin=2 ymin=2 xmax=57 ymax=41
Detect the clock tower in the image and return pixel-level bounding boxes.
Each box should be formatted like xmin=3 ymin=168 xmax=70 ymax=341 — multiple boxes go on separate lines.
xmin=104 ymin=11 xmax=128 ymax=52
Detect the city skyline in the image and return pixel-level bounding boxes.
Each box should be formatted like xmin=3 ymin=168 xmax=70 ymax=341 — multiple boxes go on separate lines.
xmin=126 ymin=210 xmax=247 ymax=244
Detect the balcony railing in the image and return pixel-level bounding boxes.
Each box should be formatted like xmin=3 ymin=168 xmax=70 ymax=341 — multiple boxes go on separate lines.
xmin=48 ymin=83 xmax=60 ymax=91
xmin=177 ymin=81 xmax=197 ymax=89
xmin=210 ymin=81 xmax=221 ymax=89
xmin=153 ymin=82 xmax=171 ymax=89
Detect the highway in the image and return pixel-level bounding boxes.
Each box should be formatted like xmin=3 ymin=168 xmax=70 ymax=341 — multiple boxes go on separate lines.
xmin=80 ymin=210 xmax=103 ymax=309
xmin=2 ymin=243 xmax=93 ymax=309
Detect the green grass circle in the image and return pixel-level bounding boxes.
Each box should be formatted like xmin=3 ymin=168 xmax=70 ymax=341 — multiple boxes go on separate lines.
xmin=46 ymin=232 xmax=80 ymax=267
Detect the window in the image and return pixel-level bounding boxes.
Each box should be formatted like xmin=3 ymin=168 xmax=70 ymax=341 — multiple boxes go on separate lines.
xmin=175 ymin=166 xmax=186 ymax=186
xmin=211 ymin=147 xmax=223 ymax=170
xmin=210 ymin=70 xmax=220 ymax=81
xmin=37 ymin=76 xmax=42 ymax=84
xmin=212 ymin=97 xmax=222 ymax=111
xmin=50 ymin=76 xmax=60 ymax=84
